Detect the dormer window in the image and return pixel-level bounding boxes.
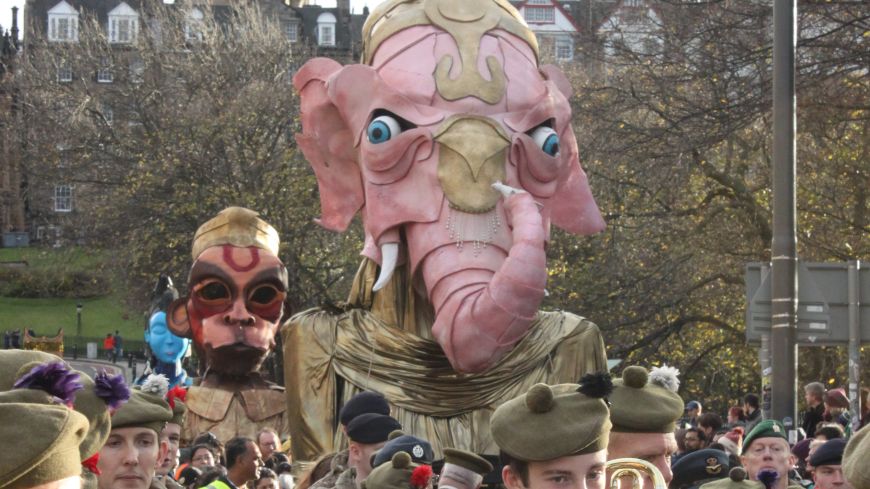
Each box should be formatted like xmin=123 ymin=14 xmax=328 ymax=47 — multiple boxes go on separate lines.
xmin=185 ymin=8 xmax=204 ymax=42
xmin=47 ymin=1 xmax=79 ymax=42
xmin=317 ymin=12 xmax=336 ymax=47
xmin=108 ymin=2 xmax=138 ymax=43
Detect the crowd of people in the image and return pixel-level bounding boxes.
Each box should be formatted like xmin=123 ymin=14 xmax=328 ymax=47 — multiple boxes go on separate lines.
xmin=1 ymin=352 xmax=868 ymax=489
xmin=669 ymin=383 xmax=869 ymax=489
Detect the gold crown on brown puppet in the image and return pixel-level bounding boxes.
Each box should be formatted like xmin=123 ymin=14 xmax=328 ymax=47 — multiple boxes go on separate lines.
xmin=191 ymin=207 xmax=280 ymax=260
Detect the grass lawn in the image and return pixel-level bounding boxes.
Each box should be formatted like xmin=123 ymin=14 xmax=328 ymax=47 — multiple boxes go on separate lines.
xmin=0 ymin=246 xmax=146 ymax=350
xmin=0 ymin=246 xmax=107 ymax=270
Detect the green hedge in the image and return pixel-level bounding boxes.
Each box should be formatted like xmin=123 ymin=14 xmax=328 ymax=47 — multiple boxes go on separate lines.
xmin=0 ymin=268 xmax=110 ymax=298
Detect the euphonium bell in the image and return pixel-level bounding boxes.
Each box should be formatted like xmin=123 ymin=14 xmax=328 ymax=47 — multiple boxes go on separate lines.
xmin=606 ymin=458 xmax=668 ymax=489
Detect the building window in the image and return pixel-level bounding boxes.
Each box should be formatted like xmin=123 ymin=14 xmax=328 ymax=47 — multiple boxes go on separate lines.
xmin=57 ymin=62 xmax=72 ymax=82
xmin=524 ymin=7 xmax=555 ymax=23
xmin=624 ymin=0 xmax=642 ymax=6
xmin=54 ymin=185 xmax=73 ymax=212
xmin=129 ymin=58 xmax=144 ymax=83
xmin=47 ymin=1 xmax=79 ymax=42
xmin=317 ymin=13 xmax=336 ymax=46
xmin=283 ymin=21 xmax=299 ymax=43
xmin=107 ymin=2 xmax=138 ymax=43
xmin=555 ymin=38 xmax=573 ymax=61
xmin=185 ymin=8 xmax=204 ymax=42
xmin=101 ymin=103 xmax=113 ymax=125
xmin=97 ymin=58 xmax=113 ymax=83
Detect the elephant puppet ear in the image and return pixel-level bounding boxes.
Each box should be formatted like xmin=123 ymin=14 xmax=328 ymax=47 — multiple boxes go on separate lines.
xmin=539 ymin=64 xmax=573 ymax=99
xmin=293 ymin=58 xmax=364 ymax=233
xmin=166 ymin=297 xmax=193 ymax=339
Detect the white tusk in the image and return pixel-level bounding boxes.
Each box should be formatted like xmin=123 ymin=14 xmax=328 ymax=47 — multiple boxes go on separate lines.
xmin=544 ymin=289 xmax=550 ymax=297
xmin=492 ymin=181 xmax=526 ymax=198
xmin=372 ymin=243 xmax=399 ymax=292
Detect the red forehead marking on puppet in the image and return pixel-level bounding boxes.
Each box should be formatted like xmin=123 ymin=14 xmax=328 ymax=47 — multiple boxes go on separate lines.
xmin=222 ymin=245 xmax=260 ymax=272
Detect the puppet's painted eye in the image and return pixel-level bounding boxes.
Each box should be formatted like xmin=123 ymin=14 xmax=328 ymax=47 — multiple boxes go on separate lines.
xmin=530 ymin=126 xmax=559 ymax=156
xmin=194 ymin=279 xmax=230 ymax=305
xmin=367 ymin=115 xmax=402 ymax=144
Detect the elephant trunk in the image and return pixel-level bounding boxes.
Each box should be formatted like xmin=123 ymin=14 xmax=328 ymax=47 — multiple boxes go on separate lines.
xmin=418 ymin=192 xmax=547 ymax=373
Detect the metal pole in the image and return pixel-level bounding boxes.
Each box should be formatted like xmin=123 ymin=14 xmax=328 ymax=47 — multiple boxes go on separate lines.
xmin=76 ymin=306 xmax=82 ymax=360
xmin=848 ymin=261 xmax=861 ymax=434
xmin=770 ymin=0 xmax=798 ymax=431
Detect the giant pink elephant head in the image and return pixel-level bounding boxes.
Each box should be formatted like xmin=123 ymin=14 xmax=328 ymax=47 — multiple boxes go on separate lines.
xmin=294 ymin=0 xmax=605 ymax=373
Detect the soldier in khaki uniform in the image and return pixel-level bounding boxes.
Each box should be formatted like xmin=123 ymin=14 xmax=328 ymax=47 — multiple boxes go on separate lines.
xmin=490 ymin=374 xmax=613 ymax=489
xmin=97 ymin=388 xmax=174 ymax=489
xmin=607 ymin=365 xmax=684 ymax=489
xmin=0 ymin=376 xmax=91 ymax=489
xmin=739 ymin=420 xmax=801 ymax=489
xmin=311 ymin=414 xmax=401 ymax=489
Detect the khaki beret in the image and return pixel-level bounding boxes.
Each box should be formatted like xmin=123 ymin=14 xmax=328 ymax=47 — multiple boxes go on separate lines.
xmin=0 ymin=401 xmax=90 ymax=489
xmin=443 ymin=448 xmax=493 ymax=475
xmin=0 ymin=351 xmax=118 ymax=461
xmin=699 ymin=468 xmax=764 ymax=489
xmin=363 ymin=452 xmax=432 ymax=489
xmin=491 ymin=374 xmax=612 ymax=462
xmin=112 ymin=389 xmax=173 ymax=434
xmin=609 ymin=365 xmax=683 ymax=433
xmin=843 ymin=426 xmax=870 ymax=489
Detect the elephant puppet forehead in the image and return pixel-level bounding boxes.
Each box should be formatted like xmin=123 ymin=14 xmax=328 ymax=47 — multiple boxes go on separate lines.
xmin=369 ymin=25 xmax=547 ymax=115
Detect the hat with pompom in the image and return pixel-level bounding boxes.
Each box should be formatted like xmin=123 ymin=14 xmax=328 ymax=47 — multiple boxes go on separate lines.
xmin=698 ymin=468 xmax=764 ymax=489
xmin=112 ymin=374 xmax=172 ymax=434
xmin=490 ymin=373 xmax=613 ymax=461
xmin=363 ymin=452 xmax=433 ymax=489
xmin=609 ymin=365 xmax=684 ymax=433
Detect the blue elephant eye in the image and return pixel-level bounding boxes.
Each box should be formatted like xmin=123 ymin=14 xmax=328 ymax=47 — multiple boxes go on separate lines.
xmin=530 ymin=126 xmax=560 ymax=157
xmin=367 ymin=115 xmax=402 ymax=144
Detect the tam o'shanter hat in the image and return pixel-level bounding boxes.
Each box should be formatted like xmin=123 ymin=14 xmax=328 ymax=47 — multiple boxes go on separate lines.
xmin=490 ymin=373 xmax=613 ymax=462
xmin=698 ymin=468 xmax=764 ymax=489
xmin=609 ymin=365 xmax=684 ymax=433
xmin=843 ymin=426 xmax=870 ymax=489
xmin=363 ymin=452 xmax=433 ymax=489
xmin=442 ymin=448 xmax=493 ymax=476
xmin=112 ymin=374 xmax=173 ymax=434
xmin=166 ymin=385 xmax=188 ymax=426
xmin=191 ymin=207 xmax=280 ymax=260
xmin=0 ymin=400 xmax=90 ymax=489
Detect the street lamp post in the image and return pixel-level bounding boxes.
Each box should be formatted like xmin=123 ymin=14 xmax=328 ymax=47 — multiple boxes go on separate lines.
xmin=75 ymin=303 xmax=83 ymax=360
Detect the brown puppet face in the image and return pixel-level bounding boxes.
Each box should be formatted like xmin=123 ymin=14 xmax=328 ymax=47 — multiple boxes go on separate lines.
xmin=168 ymin=207 xmax=287 ymax=377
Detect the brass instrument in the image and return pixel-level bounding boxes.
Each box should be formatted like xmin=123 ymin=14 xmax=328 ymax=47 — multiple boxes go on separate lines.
xmin=606 ymin=458 xmax=669 ymax=489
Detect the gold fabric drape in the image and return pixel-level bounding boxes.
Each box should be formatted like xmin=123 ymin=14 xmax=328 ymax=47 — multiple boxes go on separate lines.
xmin=282 ymin=259 xmax=607 ymax=462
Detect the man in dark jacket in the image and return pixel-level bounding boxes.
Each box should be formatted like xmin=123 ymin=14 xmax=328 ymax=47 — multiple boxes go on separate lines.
xmin=802 ymin=382 xmax=826 ymax=438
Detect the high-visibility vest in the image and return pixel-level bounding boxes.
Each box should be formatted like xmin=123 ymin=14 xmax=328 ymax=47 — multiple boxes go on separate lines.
xmin=203 ymin=480 xmax=233 ymax=489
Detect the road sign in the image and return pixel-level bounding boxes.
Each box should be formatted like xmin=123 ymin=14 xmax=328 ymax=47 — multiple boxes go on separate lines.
xmin=746 ymin=262 xmax=870 ymax=345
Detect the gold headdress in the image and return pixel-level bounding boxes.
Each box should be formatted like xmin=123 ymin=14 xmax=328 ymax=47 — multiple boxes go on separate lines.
xmin=361 ymin=0 xmax=539 ymax=104
xmin=191 ymin=207 xmax=280 ymax=260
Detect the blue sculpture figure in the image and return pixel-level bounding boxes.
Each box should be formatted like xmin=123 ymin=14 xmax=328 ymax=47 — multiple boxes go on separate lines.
xmin=145 ymin=311 xmax=192 ymax=387
xmin=137 ymin=276 xmax=192 ymax=388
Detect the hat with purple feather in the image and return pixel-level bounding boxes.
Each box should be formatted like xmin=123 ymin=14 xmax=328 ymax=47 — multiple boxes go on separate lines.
xmin=0 ymin=353 xmax=91 ymax=489
xmin=0 ymin=350 xmax=130 ymax=462
xmin=112 ymin=374 xmax=173 ymax=434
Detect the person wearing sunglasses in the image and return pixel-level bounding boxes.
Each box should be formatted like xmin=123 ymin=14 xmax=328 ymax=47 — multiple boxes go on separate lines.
xmin=163 ymin=207 xmax=291 ymax=446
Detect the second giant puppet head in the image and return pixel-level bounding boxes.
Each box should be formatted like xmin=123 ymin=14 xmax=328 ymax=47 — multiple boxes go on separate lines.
xmin=294 ymin=0 xmax=605 ymax=373
xmin=146 ymin=277 xmax=191 ymax=365
xmin=166 ymin=207 xmax=288 ymax=379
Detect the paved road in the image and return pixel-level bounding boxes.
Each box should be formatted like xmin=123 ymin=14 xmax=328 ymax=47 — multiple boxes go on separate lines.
xmin=66 ymin=358 xmax=142 ymax=383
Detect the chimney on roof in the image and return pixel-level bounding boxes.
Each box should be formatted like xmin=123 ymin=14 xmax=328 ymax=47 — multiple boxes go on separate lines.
xmin=11 ymin=6 xmax=19 ymax=47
